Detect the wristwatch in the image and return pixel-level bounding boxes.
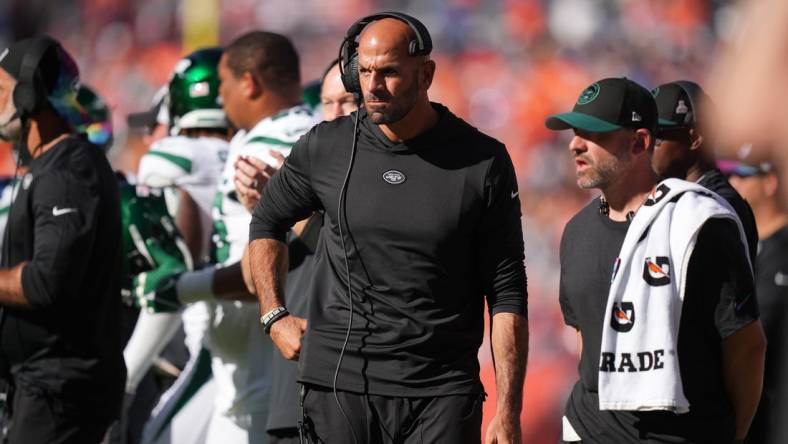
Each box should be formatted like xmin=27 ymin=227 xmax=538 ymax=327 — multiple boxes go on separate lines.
xmin=261 ymin=306 xmax=289 ymax=334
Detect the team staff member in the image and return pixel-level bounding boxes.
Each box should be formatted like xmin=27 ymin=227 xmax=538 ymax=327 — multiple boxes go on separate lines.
xmin=235 ymin=59 xmax=359 ymax=444
xmin=547 ymin=77 xmax=766 ymax=443
xmin=318 ymin=59 xmax=358 ymax=121
xmin=722 ymin=156 xmax=788 ymax=443
xmin=651 ymin=80 xmax=758 ymax=263
xmin=249 ymin=14 xmax=528 ymax=444
xmin=0 ymin=36 xmax=125 ymax=442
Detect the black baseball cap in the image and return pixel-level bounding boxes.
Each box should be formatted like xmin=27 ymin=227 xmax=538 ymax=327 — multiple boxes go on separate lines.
xmin=545 ymin=77 xmax=658 ymax=134
xmin=652 ymin=80 xmax=711 ymax=128
xmin=0 ymin=36 xmax=66 ymax=94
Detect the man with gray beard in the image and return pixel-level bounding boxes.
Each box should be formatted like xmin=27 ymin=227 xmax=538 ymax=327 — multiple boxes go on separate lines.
xmin=0 ymin=36 xmax=125 ymax=443
xmin=547 ymin=77 xmax=766 ymax=444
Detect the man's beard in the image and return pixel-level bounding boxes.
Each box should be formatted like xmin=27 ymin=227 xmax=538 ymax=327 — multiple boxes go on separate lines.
xmin=0 ymin=98 xmax=22 ymax=141
xmin=577 ymin=151 xmax=631 ymax=189
xmin=364 ymin=76 xmax=420 ymax=125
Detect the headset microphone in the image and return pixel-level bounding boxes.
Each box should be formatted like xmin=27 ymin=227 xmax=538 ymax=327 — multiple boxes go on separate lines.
xmin=0 ymin=111 xmax=20 ymax=140
xmin=0 ymin=111 xmax=18 ymax=126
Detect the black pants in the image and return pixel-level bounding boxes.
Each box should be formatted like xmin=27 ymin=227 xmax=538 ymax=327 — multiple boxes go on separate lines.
xmin=300 ymin=383 xmax=484 ymax=444
xmin=3 ymin=385 xmax=110 ymax=444
xmin=268 ymin=427 xmax=301 ymax=444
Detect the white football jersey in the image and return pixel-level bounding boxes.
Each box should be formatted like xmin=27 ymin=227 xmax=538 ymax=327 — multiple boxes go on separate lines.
xmin=207 ymin=104 xmax=317 ymax=419
xmin=211 ymin=105 xmax=317 ymax=266
xmin=138 ymin=135 xmax=229 ymax=260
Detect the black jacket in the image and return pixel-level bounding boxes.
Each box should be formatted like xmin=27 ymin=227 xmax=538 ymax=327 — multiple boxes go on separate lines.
xmin=0 ymin=136 xmax=125 ymax=418
xmin=251 ymin=104 xmax=527 ymax=396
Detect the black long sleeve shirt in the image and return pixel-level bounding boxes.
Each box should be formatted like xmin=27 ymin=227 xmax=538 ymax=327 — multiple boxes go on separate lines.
xmin=0 ymin=136 xmax=125 ymax=418
xmin=250 ymin=104 xmax=527 ymax=396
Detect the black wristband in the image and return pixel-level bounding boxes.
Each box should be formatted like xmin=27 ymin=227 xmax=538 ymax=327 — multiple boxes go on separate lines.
xmin=261 ymin=306 xmax=289 ymax=334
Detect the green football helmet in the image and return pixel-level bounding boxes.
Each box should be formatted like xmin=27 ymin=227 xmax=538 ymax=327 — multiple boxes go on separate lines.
xmin=168 ymin=47 xmax=226 ymax=134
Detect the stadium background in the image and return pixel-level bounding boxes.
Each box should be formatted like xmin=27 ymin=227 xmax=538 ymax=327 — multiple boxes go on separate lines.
xmin=0 ymin=0 xmax=742 ymax=441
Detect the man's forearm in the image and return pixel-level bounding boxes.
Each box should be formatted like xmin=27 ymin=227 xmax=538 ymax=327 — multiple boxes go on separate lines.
xmin=249 ymin=238 xmax=289 ymax=313
xmin=490 ymin=312 xmax=529 ymax=419
xmin=0 ymin=263 xmax=29 ymax=307
xmin=212 ymin=262 xmax=256 ymax=301
xmin=722 ymin=320 xmax=767 ymax=440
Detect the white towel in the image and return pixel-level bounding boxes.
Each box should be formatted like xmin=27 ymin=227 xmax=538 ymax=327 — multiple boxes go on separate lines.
xmin=598 ymin=178 xmax=749 ymax=413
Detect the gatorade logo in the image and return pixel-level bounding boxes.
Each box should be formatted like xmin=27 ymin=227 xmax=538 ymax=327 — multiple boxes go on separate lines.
xmin=577 ymin=83 xmax=600 ymax=105
xmin=644 ymin=184 xmax=671 ymax=206
xmin=643 ymin=256 xmax=671 ymax=286
xmin=610 ymin=302 xmax=635 ymax=332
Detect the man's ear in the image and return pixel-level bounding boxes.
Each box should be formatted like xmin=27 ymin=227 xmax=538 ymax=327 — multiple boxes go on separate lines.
xmin=242 ymin=71 xmax=263 ymax=100
xmin=689 ymin=128 xmax=704 ymax=151
xmin=420 ymin=59 xmax=436 ymax=90
xmin=763 ymin=172 xmax=780 ymax=198
xmin=632 ymin=128 xmax=651 ymax=154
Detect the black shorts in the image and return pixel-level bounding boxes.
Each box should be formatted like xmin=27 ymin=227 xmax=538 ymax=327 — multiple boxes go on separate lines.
xmin=300 ymin=383 xmax=484 ymax=444
xmin=3 ymin=384 xmax=110 ymax=444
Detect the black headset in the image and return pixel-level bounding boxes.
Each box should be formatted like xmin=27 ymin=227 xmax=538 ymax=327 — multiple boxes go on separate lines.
xmin=12 ymin=36 xmax=58 ymax=119
xmin=338 ymin=11 xmax=433 ymax=96
xmin=321 ymin=12 xmax=432 ymax=444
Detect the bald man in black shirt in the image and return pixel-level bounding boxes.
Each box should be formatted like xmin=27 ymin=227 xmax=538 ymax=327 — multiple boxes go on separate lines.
xmin=248 ymin=13 xmax=528 ymax=444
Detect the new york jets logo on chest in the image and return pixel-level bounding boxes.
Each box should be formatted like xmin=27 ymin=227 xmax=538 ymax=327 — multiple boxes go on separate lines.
xmin=382 ymin=170 xmax=406 ymax=185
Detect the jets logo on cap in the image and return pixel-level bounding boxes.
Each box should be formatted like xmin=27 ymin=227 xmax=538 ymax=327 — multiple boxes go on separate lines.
xmin=577 ymin=83 xmax=600 ymax=105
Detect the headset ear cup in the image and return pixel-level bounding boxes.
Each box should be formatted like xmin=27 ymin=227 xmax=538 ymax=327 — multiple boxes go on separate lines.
xmin=339 ymin=41 xmax=356 ymax=95
xmin=13 ymin=82 xmax=38 ymax=117
xmin=348 ymin=53 xmax=361 ymax=96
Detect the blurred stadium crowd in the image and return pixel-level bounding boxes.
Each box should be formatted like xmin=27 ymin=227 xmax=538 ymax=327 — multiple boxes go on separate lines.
xmin=0 ymin=0 xmax=745 ymax=442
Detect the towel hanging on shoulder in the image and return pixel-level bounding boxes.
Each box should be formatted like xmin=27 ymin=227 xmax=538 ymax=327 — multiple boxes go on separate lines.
xmin=598 ymin=178 xmax=750 ymax=413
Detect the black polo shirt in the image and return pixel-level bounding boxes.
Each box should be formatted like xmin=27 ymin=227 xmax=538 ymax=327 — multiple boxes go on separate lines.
xmin=747 ymin=224 xmax=788 ymax=443
xmin=698 ymin=168 xmax=758 ymax=265
xmin=0 ymin=136 xmax=125 ymax=418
